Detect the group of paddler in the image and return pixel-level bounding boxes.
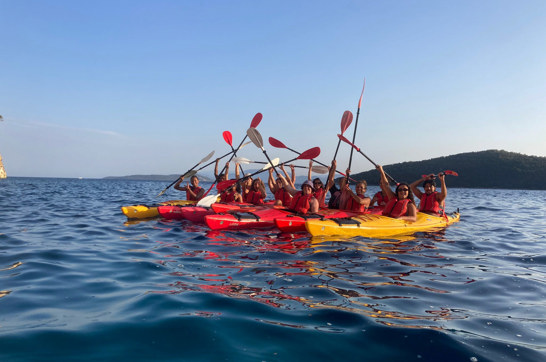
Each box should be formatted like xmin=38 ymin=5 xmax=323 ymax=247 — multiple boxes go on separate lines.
xmin=128 ymin=82 xmax=459 ymax=235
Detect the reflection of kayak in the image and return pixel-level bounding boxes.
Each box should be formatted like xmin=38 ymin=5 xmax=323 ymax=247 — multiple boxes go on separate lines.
xmin=205 ymin=206 xmax=289 ymax=230
xmin=121 ymin=200 xmax=195 ymax=219
xmin=305 ymin=212 xmax=460 ymax=238
xmin=274 ymin=206 xmax=385 ymax=233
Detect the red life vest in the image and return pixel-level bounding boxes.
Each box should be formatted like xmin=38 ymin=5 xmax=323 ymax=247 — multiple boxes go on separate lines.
xmin=419 ymin=192 xmax=441 ymax=214
xmin=382 ymin=198 xmax=411 ymax=218
xmin=374 ymin=191 xmax=388 ymax=206
xmin=220 ymin=191 xmax=236 ymax=203
xmin=186 ymin=186 xmax=203 ymax=201
xmin=246 ymin=190 xmax=264 ymax=205
xmin=314 ymin=188 xmax=326 ymax=208
xmin=275 ymin=188 xmax=292 ymax=206
xmin=289 ymin=192 xmax=313 ymax=214
xmin=345 ymin=194 xmax=367 ymax=213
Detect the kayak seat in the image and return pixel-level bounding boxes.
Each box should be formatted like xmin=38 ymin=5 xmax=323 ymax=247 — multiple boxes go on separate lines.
xmin=232 ymin=212 xmax=260 ymax=221
xmin=331 ymin=217 xmax=361 ymax=226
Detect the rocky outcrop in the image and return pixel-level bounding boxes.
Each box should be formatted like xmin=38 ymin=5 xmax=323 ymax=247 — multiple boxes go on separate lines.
xmin=0 ymin=154 xmax=6 ymax=178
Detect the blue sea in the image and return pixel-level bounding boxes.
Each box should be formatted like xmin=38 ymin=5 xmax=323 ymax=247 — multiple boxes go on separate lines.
xmin=1 ymin=177 xmax=545 ymax=361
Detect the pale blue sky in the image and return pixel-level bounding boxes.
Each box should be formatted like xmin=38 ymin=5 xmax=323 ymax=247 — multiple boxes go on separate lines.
xmin=1 ymin=0 xmax=545 ymax=178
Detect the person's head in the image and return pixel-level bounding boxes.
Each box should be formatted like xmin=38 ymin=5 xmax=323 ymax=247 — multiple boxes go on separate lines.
xmin=276 ymin=177 xmax=283 ymax=187
xmin=422 ymin=179 xmax=436 ymax=194
xmin=395 ymin=182 xmax=414 ymax=202
xmin=355 ymin=180 xmax=367 ymax=195
xmin=243 ymin=176 xmax=253 ymax=187
xmin=190 ymin=176 xmax=199 ymax=187
xmin=252 ymin=178 xmax=261 ymax=190
xmin=313 ymin=178 xmax=324 ymax=190
xmin=301 ymin=180 xmax=314 ymax=195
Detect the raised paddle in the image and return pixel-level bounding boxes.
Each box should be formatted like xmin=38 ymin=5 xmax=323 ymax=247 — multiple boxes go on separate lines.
xmin=223 ymin=130 xmax=246 ymax=177
xmin=269 ymin=136 xmax=354 ymax=180
xmin=333 ymin=110 xmax=353 ymax=160
xmin=200 ymin=113 xmax=263 ymax=199
xmin=337 ymin=133 xmax=398 ymax=184
xmin=232 ymin=156 xmax=328 ymax=174
xmin=157 ymin=150 xmax=215 ymax=196
xmin=197 ymin=148 xmax=319 ymax=207
xmin=422 ymin=170 xmax=459 ymax=178
xmin=247 ymin=127 xmax=280 ymax=178
xmin=347 ymin=79 xmax=366 ymax=179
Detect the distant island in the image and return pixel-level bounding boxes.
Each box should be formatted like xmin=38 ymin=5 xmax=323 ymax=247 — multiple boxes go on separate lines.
xmin=349 ymin=149 xmax=546 ymax=190
xmin=104 ymin=150 xmax=546 ymax=190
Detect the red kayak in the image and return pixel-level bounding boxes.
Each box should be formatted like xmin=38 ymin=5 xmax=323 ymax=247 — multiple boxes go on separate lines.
xmin=179 ymin=206 xmax=216 ymax=223
xmin=157 ymin=205 xmax=191 ymax=220
xmin=205 ymin=205 xmax=290 ymax=230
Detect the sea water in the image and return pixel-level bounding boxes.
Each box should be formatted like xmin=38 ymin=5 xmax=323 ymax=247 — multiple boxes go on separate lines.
xmin=0 ymin=177 xmax=545 ymax=361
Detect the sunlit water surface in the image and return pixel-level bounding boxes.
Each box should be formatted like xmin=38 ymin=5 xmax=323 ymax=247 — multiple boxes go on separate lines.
xmin=1 ymin=178 xmax=545 ymax=361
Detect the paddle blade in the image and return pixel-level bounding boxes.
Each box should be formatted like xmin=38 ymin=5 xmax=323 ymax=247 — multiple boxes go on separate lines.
xmin=311 ymin=165 xmax=329 ymax=174
xmin=222 ymin=131 xmax=233 ymax=146
xmin=340 ymin=111 xmax=353 ymax=134
xmin=232 ymin=156 xmax=251 ymax=165
xmin=200 ymin=151 xmax=215 ymax=164
xmin=268 ymin=137 xmax=287 ymax=149
xmin=358 ymin=78 xmax=366 ymax=108
xmin=182 ymin=170 xmax=198 ymax=179
xmin=197 ymin=194 xmax=219 ymax=207
xmin=337 ymin=134 xmax=359 ymax=152
xmin=250 ymin=113 xmax=263 ymax=128
xmin=297 ymin=147 xmax=321 ymax=160
xmin=444 ymin=170 xmax=459 ymax=176
xmin=239 ymin=141 xmax=252 ymax=150
xmin=247 ymin=127 xmax=264 ymax=149
xmin=262 ymin=158 xmax=280 ymax=170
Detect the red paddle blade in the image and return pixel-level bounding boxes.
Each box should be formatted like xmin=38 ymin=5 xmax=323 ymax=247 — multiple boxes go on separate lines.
xmin=250 ymin=113 xmax=263 ymax=128
xmin=269 ymin=137 xmax=287 ymax=149
xmin=444 ymin=170 xmax=459 ymax=176
xmin=217 ymin=179 xmax=237 ymax=191
xmin=340 ymin=110 xmax=353 ymax=134
xmin=358 ymin=78 xmax=366 ymax=108
xmin=297 ymin=147 xmax=321 ymax=160
xmin=222 ymin=131 xmax=233 ymax=146
xmin=337 ymin=134 xmax=360 ymax=152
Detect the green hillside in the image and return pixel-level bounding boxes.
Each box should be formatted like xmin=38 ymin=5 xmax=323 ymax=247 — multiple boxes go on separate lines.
xmin=349 ymin=150 xmax=546 ymax=190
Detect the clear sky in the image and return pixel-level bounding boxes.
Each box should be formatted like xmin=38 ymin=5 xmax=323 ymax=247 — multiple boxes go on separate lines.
xmin=1 ymin=0 xmax=545 ymax=178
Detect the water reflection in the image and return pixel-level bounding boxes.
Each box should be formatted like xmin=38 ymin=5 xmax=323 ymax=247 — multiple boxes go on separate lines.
xmin=141 ymin=225 xmax=474 ymax=330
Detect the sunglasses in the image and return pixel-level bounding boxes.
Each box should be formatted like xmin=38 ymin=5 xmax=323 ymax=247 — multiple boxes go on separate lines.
xmin=398 ymin=188 xmax=409 ymax=192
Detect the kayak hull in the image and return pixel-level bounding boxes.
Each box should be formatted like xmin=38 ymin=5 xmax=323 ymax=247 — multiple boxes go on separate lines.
xmin=122 ymin=200 xmax=195 ymax=219
xmin=275 ymin=209 xmax=359 ymax=233
xmin=305 ymin=212 xmax=460 ymax=238
xmin=205 ymin=206 xmax=289 ymax=230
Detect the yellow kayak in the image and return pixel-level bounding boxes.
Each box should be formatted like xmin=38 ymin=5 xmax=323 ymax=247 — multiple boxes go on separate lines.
xmin=305 ymin=211 xmax=460 ymax=238
xmin=121 ymin=200 xmax=195 ymax=219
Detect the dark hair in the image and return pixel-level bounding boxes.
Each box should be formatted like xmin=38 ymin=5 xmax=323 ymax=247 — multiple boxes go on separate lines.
xmin=423 ymin=179 xmax=436 ymax=187
xmin=395 ymin=182 xmax=415 ymax=203
xmin=312 ymin=178 xmax=323 ymax=188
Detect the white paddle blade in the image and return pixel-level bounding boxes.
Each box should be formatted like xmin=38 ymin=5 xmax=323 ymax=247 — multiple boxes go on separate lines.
xmin=246 ymin=127 xmax=264 ymax=149
xmin=200 ymin=150 xmax=215 ymax=164
xmin=239 ymin=141 xmax=252 ymax=150
xmin=232 ymin=157 xmax=252 ymax=165
xmin=197 ymin=194 xmax=219 ymax=207
xmin=311 ymin=165 xmax=329 ymax=174
xmin=181 ymin=170 xmax=198 ymax=179
xmin=262 ymin=158 xmax=280 ymax=170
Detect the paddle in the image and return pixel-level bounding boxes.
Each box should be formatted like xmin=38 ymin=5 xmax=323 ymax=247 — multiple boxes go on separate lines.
xmin=197 ymin=148 xmax=319 ymax=207
xmin=157 ymin=150 xmax=215 ymax=196
xmin=223 ymin=131 xmax=246 ymax=177
xmin=337 ymin=133 xmax=398 ymax=184
xmin=347 ymin=79 xmax=366 ymax=177
xmin=333 ymin=110 xmax=353 ymax=160
xmin=232 ymin=157 xmax=328 ymax=174
xmin=269 ymin=136 xmax=354 ymax=180
xmin=201 ymin=113 xmax=263 ymax=199
xmin=247 ymin=127 xmax=280 ymax=178
xmin=422 ymin=170 xmax=459 ymax=178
